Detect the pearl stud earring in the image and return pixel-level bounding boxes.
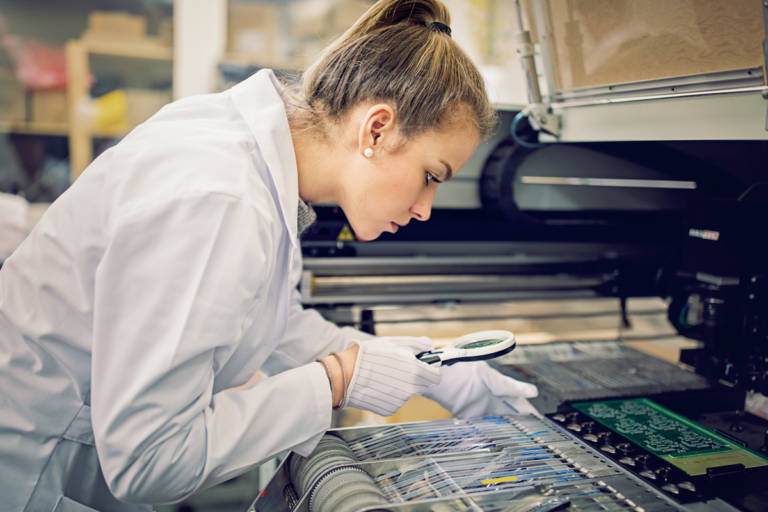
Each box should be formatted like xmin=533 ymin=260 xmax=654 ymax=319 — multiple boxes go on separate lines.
xmin=364 ymin=148 xmax=373 ymax=158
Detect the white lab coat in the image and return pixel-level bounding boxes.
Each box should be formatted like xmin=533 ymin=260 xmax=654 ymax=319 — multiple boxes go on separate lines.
xmin=0 ymin=70 xmax=369 ymax=511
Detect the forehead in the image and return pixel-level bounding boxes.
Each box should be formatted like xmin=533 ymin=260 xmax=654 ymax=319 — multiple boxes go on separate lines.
xmin=421 ymin=104 xmax=480 ymax=150
xmin=414 ymin=123 xmax=479 ymax=160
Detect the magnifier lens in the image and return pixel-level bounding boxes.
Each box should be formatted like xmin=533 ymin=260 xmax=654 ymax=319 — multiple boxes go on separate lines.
xmin=460 ymin=338 xmax=507 ymax=349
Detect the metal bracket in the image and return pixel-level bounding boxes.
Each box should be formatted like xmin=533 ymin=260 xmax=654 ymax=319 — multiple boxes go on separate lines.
xmin=526 ymin=103 xmax=561 ymax=137
xmin=514 ymin=0 xmax=561 ymax=138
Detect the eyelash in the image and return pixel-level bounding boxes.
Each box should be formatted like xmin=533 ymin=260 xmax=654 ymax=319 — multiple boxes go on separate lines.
xmin=425 ymin=172 xmax=443 ymax=186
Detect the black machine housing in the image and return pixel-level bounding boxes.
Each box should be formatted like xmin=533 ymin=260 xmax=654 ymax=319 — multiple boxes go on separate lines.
xmin=669 ymin=197 xmax=768 ymax=396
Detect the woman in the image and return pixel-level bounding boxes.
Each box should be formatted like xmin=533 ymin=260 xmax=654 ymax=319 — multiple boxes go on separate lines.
xmin=0 ymin=1 xmax=537 ymax=510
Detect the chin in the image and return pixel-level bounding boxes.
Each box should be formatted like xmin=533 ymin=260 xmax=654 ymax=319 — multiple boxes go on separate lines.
xmin=343 ymin=213 xmax=386 ymax=242
xmin=351 ymin=225 xmax=384 ymax=242
xmin=355 ymin=231 xmax=381 ymax=242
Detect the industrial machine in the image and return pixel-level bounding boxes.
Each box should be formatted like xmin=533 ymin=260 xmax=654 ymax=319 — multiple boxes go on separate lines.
xmin=254 ymin=1 xmax=768 ymax=510
xmin=275 ymin=142 xmax=768 ymax=512
xmin=251 ymin=406 xmax=768 ymax=512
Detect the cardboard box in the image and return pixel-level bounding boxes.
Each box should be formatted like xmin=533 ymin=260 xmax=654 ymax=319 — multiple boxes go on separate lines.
xmin=0 ymin=69 xmax=26 ymax=122
xmin=87 ymin=11 xmax=147 ymax=39
xmin=31 ymin=89 xmax=68 ymax=124
xmin=228 ymin=3 xmax=280 ymax=65
xmin=126 ymin=88 xmax=172 ymax=127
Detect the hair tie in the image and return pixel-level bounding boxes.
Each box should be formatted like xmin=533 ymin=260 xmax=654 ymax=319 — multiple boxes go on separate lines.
xmin=426 ymin=21 xmax=452 ymax=37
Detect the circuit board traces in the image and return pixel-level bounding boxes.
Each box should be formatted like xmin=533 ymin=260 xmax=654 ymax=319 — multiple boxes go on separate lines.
xmin=574 ymin=399 xmax=728 ymax=457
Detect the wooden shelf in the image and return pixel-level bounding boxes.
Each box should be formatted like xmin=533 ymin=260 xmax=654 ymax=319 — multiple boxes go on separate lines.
xmin=80 ymin=36 xmax=173 ymax=60
xmin=0 ymin=120 xmax=134 ymax=138
xmin=0 ymin=121 xmax=69 ymax=136
xmin=66 ymin=36 xmax=174 ymax=179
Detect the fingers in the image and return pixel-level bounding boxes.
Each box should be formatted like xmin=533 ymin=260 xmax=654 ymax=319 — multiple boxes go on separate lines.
xmin=422 ymin=360 xmax=538 ymax=418
xmin=480 ymin=364 xmax=538 ymax=398
xmin=345 ymin=339 xmax=441 ymax=416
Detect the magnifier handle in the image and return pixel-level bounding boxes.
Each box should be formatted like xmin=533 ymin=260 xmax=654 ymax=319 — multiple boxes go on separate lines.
xmin=416 ymin=350 xmax=443 ymax=366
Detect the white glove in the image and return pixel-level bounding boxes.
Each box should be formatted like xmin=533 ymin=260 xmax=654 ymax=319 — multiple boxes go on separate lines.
xmin=345 ymin=337 xmax=442 ymax=416
xmin=423 ymin=361 xmax=538 ymax=418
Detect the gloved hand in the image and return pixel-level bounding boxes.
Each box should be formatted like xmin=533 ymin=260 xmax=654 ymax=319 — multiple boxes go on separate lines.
xmin=423 ymin=361 xmax=538 ymax=418
xmin=345 ymin=337 xmax=442 ymax=416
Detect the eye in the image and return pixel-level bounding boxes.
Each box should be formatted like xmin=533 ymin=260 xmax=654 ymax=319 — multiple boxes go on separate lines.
xmin=425 ymin=172 xmax=442 ymax=186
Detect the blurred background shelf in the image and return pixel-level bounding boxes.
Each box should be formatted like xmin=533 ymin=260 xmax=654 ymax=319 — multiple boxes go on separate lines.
xmin=66 ymin=34 xmax=174 ymax=179
xmin=0 ymin=121 xmax=69 ymax=136
xmin=0 ymin=5 xmax=175 ymax=189
xmin=0 ymin=120 xmax=137 ymax=139
xmin=79 ymin=36 xmax=172 ymax=60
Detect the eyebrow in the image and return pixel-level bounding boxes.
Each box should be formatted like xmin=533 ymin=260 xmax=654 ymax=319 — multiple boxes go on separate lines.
xmin=440 ymin=160 xmax=454 ymax=181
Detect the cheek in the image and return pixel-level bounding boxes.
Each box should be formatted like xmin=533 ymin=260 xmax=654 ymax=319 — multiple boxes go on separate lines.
xmin=373 ymin=165 xmax=421 ymax=204
xmin=355 ymin=161 xmax=424 ymax=227
xmin=369 ymin=186 xmax=412 ymax=217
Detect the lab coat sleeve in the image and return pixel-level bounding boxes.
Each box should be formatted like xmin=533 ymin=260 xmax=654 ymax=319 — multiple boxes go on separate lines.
xmin=260 ymin=250 xmax=374 ymax=376
xmin=91 ymin=193 xmax=332 ymax=504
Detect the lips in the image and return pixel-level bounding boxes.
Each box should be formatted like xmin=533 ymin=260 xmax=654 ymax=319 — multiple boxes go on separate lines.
xmin=390 ymin=222 xmax=399 ymax=233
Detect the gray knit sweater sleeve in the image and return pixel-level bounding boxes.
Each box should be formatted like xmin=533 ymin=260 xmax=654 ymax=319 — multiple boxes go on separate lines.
xmin=297 ymin=199 xmax=317 ymax=237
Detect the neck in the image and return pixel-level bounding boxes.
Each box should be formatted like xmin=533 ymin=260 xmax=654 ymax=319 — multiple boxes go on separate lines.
xmin=291 ymin=115 xmax=351 ymax=205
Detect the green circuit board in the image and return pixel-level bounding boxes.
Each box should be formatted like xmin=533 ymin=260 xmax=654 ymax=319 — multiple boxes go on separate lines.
xmin=572 ymin=398 xmax=768 ymax=475
xmin=573 ymin=398 xmax=728 ymax=457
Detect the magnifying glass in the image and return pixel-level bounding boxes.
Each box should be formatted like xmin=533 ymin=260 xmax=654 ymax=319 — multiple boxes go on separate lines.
xmin=416 ymin=330 xmax=516 ymax=367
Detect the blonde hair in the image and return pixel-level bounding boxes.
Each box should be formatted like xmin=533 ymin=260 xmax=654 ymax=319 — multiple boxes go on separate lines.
xmin=296 ymin=0 xmax=496 ymax=141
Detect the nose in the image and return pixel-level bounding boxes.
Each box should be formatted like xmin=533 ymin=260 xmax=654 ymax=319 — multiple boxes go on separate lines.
xmin=410 ymin=187 xmax=435 ymax=222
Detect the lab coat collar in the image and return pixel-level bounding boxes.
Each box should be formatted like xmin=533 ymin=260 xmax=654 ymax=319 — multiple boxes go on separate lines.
xmin=230 ymin=70 xmax=299 ymax=247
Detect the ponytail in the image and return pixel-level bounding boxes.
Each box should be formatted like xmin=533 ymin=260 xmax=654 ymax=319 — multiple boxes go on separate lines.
xmin=297 ymin=0 xmax=496 ymax=140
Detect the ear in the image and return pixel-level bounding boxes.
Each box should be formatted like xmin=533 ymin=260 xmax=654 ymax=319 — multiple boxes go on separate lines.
xmin=357 ymin=104 xmax=397 ymax=158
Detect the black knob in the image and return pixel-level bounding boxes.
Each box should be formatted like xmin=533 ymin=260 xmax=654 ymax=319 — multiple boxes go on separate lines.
xmin=581 ymin=421 xmax=596 ymax=433
xmin=566 ymin=412 xmax=580 ymax=423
